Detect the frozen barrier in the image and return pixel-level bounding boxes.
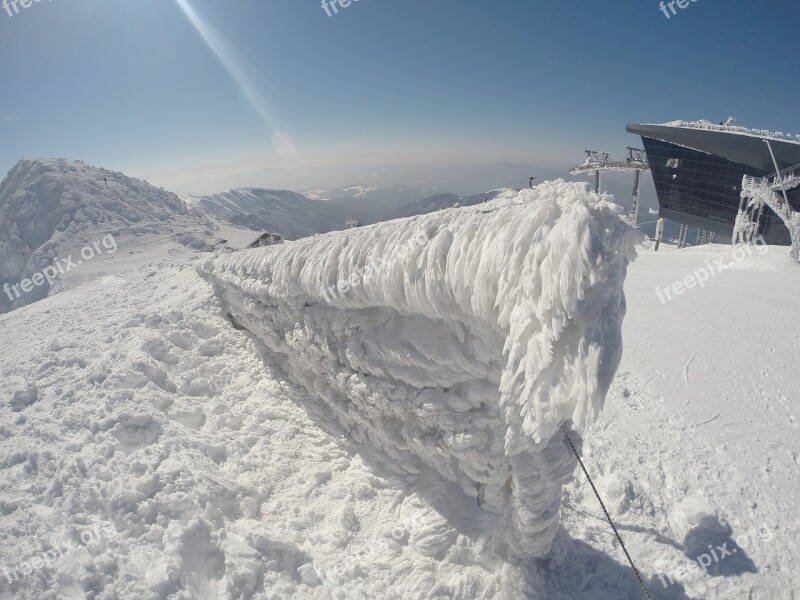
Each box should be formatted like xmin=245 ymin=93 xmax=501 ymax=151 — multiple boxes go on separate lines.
xmin=202 ymin=180 xmax=639 ymax=557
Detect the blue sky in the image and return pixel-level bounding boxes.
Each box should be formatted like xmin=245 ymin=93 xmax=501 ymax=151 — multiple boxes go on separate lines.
xmin=1 ymin=0 xmax=799 ymax=192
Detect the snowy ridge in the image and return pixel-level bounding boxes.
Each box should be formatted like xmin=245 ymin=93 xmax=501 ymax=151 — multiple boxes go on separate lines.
xmin=0 ymin=158 xmax=227 ymax=313
xmin=203 ymin=180 xmax=639 ymax=557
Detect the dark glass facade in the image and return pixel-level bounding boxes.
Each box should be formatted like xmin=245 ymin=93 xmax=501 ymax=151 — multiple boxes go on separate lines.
xmin=640 ymin=136 xmax=798 ymax=245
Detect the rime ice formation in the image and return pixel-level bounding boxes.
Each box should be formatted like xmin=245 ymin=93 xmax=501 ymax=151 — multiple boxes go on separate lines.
xmin=203 ymin=180 xmax=639 ymax=557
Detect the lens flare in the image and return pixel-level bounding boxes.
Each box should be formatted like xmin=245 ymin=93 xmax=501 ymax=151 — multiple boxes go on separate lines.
xmin=172 ymin=0 xmax=295 ymax=156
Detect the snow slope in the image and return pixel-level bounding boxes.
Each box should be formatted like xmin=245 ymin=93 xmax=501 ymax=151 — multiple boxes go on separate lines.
xmin=202 ymin=181 xmax=639 ymax=559
xmin=0 ymin=258 xmax=550 ymax=600
xmin=559 ymin=242 xmax=800 ymax=599
xmin=0 ymin=159 xmax=245 ymax=315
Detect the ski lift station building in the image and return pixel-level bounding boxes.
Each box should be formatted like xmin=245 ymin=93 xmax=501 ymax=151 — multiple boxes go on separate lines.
xmin=627 ymin=120 xmax=800 ymax=244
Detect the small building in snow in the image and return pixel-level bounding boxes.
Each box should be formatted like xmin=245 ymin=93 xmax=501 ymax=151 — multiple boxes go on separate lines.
xmin=247 ymin=232 xmax=284 ymax=249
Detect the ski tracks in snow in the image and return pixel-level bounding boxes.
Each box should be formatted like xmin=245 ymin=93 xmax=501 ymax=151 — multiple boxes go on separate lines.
xmin=560 ymin=367 xmax=796 ymax=599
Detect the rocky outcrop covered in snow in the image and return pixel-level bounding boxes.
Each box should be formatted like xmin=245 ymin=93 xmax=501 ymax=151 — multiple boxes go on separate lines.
xmin=203 ymin=180 xmax=639 ymax=558
xmin=0 ymin=158 xmax=223 ymax=313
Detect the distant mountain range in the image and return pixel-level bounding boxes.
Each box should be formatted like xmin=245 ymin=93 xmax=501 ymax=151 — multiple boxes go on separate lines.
xmin=185 ymin=188 xmax=347 ymax=240
xmin=185 ymin=184 xmax=493 ymax=237
xmin=303 ymin=185 xmax=432 ymax=223
xmin=384 ymin=190 xmax=508 ymax=220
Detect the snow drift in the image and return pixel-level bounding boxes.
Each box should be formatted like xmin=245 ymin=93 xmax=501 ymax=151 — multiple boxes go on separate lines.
xmin=203 ymin=180 xmax=639 ymax=558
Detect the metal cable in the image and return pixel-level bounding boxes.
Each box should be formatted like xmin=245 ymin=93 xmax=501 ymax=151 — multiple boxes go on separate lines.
xmin=561 ymin=424 xmax=653 ymax=600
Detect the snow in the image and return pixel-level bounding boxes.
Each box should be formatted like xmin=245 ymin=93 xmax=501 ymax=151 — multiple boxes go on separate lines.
xmin=302 ymin=189 xmax=332 ymax=201
xmin=340 ymin=186 xmax=379 ymax=198
xmin=657 ymin=120 xmax=800 ymax=145
xmin=0 ymin=259 xmax=556 ymax=600
xmin=562 ymin=242 xmax=800 ymax=599
xmin=0 ymin=159 xmax=251 ymax=315
xmin=1 ymin=168 xmax=799 ymax=599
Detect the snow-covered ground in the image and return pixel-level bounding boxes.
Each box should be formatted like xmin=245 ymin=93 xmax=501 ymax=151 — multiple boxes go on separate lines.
xmin=0 ymin=177 xmax=798 ymax=599
xmin=562 ymin=242 xmax=800 ymax=600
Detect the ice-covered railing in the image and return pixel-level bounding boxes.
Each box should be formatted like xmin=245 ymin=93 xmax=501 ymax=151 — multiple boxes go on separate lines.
xmin=660 ymin=120 xmax=800 ymax=144
xmin=742 ymin=173 xmax=797 ymax=219
xmin=202 ymin=180 xmax=640 ymax=557
xmin=741 ymin=174 xmax=800 ymax=259
xmin=760 ymin=162 xmax=800 ymax=192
